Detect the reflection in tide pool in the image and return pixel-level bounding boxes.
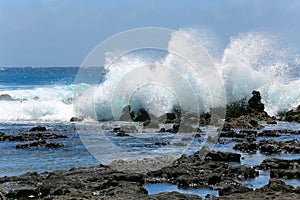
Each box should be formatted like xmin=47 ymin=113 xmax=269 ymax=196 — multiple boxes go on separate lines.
xmin=236 ymin=170 xmax=270 ymax=189
xmin=144 ymin=183 xmax=219 ymax=198
xmin=281 ymin=179 xmax=300 ymax=188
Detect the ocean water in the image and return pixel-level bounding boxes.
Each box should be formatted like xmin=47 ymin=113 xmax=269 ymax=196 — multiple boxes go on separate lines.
xmin=1 ymin=29 xmax=300 ymax=197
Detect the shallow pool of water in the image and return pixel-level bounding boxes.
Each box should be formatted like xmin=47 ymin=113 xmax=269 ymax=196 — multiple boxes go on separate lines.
xmin=144 ymin=183 xmax=219 ymax=198
xmin=236 ymin=170 xmax=270 ymax=189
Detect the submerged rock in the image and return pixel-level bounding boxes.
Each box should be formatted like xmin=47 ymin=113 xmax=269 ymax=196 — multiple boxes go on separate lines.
xmin=16 ymin=140 xmax=64 ymax=149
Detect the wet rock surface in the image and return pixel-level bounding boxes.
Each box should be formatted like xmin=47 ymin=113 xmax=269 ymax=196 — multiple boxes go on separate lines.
xmin=119 ymin=105 xmax=151 ymax=123
xmin=113 ymin=125 xmax=138 ymax=134
xmin=223 ymin=91 xmax=275 ymax=129
xmin=0 ymin=165 xmax=204 ymax=200
xmin=259 ymin=158 xmax=300 ymax=179
xmin=259 ymin=139 xmax=300 ymax=154
xmin=70 ymin=117 xmax=83 ymax=122
xmin=284 ymin=105 xmax=300 ymax=123
xmin=16 ymin=140 xmax=64 ymax=149
xmin=1 ymin=132 xmax=300 ymax=200
xmin=0 ymin=94 xmax=26 ymax=102
xmin=0 ymin=132 xmax=67 ymax=142
xmin=29 ymin=126 xmax=47 ymax=132
xmin=233 ymin=139 xmax=300 ymax=154
xmin=147 ymin=150 xmax=257 ymax=190
xmin=211 ymin=178 xmax=300 ymax=200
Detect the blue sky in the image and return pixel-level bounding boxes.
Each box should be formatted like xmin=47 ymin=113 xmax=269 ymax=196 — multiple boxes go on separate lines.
xmin=0 ymin=0 xmax=300 ymax=66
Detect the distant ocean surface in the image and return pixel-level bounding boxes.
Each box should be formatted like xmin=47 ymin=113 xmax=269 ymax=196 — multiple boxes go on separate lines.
xmin=0 ymin=67 xmax=103 ymax=122
xmin=0 ymin=67 xmax=99 ymax=176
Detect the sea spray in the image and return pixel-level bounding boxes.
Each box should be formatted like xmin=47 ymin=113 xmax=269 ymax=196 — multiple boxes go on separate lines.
xmin=218 ymin=32 xmax=300 ymax=115
xmin=0 ymin=28 xmax=300 ymax=122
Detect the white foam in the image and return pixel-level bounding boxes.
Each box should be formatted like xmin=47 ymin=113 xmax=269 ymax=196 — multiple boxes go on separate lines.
xmin=1 ymin=29 xmax=300 ymax=122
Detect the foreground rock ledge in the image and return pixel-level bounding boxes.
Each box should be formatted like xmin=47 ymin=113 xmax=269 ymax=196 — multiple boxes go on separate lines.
xmin=0 ymin=154 xmax=300 ymax=199
xmin=0 ymin=165 xmax=201 ymax=200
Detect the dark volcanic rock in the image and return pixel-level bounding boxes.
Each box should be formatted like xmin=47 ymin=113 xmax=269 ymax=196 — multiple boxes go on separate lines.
xmin=119 ymin=105 xmax=134 ymax=121
xmin=205 ymin=151 xmax=241 ymax=162
xmin=0 ymin=182 xmax=39 ymax=199
xmin=1 ymin=132 xmax=67 ymax=142
xmin=162 ymin=123 xmax=180 ymax=133
xmin=119 ymin=105 xmax=151 ymax=122
xmin=223 ymin=91 xmax=276 ymax=130
xmin=259 ymin=139 xmax=300 ymax=154
xmin=113 ymin=125 xmax=138 ymax=134
xmin=157 ymin=113 xmax=177 ymax=123
xmin=116 ymin=131 xmax=130 ymax=137
xmin=45 ymin=142 xmax=64 ymax=149
xmin=70 ymin=117 xmax=83 ymax=122
xmin=0 ymin=94 xmax=25 ymax=101
xmin=258 ymin=130 xmax=280 ymax=137
xmin=279 ymin=129 xmax=299 ymax=135
xmin=29 ymin=126 xmax=47 ymax=132
xmin=218 ymin=183 xmax=252 ymax=196
xmin=284 ymin=105 xmax=300 ymax=123
xmin=233 ymin=142 xmax=258 ymax=153
xmin=147 ymin=150 xmax=256 ymax=191
xmin=234 ymin=139 xmax=300 ymax=155
xmin=0 ymin=165 xmax=151 ymax=199
xmin=0 ymin=132 xmax=5 ymax=141
xmin=16 ymin=143 xmax=29 ymax=149
xmin=225 ymin=99 xmax=248 ymax=119
xmin=260 ymin=158 xmax=300 ymax=179
xmin=220 ymin=130 xmax=246 ymax=138
xmin=0 ymin=148 xmax=261 ymax=199
xmin=154 ymin=141 xmax=170 ymax=146
xmin=199 ymin=112 xmax=211 ymax=126
xmin=134 ymin=108 xmax=151 ymax=122
xmin=0 ymin=94 xmax=15 ymax=101
xmin=248 ymin=90 xmax=264 ymax=112
xmin=16 ymin=140 xmax=64 ymax=149
xmin=223 ymin=115 xmax=264 ymax=130
xmin=0 ymin=166 xmax=202 ymax=200
xmin=213 ymin=179 xmax=300 ymax=199
xmin=143 ymin=121 xmax=159 ymax=129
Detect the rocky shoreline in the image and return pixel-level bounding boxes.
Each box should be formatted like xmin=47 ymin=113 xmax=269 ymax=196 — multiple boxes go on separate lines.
xmin=0 ymin=149 xmax=300 ymax=199
xmin=1 ymin=91 xmax=300 ymax=199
